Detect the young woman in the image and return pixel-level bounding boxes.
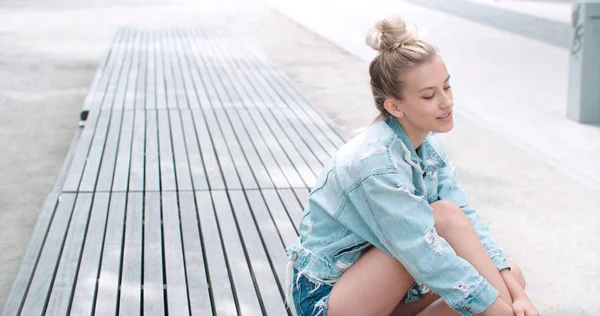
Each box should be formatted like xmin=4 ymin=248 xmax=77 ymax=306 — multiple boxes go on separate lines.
xmin=286 ymin=15 xmax=539 ymax=316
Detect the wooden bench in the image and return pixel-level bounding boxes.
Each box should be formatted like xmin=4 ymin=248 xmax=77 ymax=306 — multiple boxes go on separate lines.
xmin=3 ymin=27 xmax=346 ymax=316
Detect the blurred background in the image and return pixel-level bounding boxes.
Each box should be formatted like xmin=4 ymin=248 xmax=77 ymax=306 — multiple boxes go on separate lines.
xmin=1 ymin=0 xmax=598 ymax=315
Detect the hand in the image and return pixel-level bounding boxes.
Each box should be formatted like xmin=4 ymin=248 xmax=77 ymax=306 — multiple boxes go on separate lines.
xmin=482 ymin=297 xmax=514 ymax=316
xmin=512 ymin=297 xmax=539 ymax=316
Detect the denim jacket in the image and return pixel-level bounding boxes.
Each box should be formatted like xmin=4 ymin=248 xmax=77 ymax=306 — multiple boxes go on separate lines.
xmin=287 ymin=117 xmax=510 ymax=316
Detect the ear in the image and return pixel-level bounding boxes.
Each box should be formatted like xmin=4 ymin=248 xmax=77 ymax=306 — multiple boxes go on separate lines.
xmin=383 ymin=98 xmax=405 ymax=118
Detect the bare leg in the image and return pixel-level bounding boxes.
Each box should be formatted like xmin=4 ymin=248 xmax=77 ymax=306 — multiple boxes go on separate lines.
xmin=432 ymin=201 xmax=512 ymax=305
xmin=328 ymin=200 xmax=516 ymax=316
xmin=328 ymin=246 xmax=415 ymax=316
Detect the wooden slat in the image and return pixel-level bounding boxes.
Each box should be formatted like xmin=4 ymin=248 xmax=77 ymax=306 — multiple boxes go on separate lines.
xmin=244 ymin=190 xmax=288 ymax=286
xmin=112 ymin=110 xmax=134 ymax=192
xmin=162 ymin=192 xmax=191 ymax=315
xmin=45 ymin=193 xmax=93 ymax=315
xmin=94 ymin=192 xmax=127 ymax=315
xmin=95 ymin=111 xmax=123 ymax=192
xmin=180 ymin=110 xmax=209 ymax=191
xmin=118 ymin=192 xmax=143 ymax=315
xmin=82 ymin=29 xmax=126 ymax=119
xmin=211 ymin=191 xmax=262 ymax=315
xmin=169 ymin=110 xmax=194 ymax=191
xmin=190 ymin=110 xmax=225 ymax=190
xmin=70 ymin=193 xmax=110 ymax=316
xmin=225 ymin=108 xmax=286 ymax=189
xmin=145 ymin=30 xmax=157 ymax=110
xmin=134 ymin=31 xmax=148 ymax=110
xmin=121 ymin=30 xmax=140 ymax=111
xmin=212 ymin=108 xmax=259 ymax=190
xmin=228 ymin=190 xmax=289 ymax=316
xmin=169 ymin=30 xmax=201 ymax=109
xmin=277 ymin=189 xmax=304 ymax=234
xmin=143 ymin=192 xmax=165 ymax=316
xmin=202 ymin=110 xmax=242 ymax=190
xmin=157 ymin=110 xmax=177 ymax=191
xmin=195 ymin=191 xmax=236 ymax=316
xmin=19 ymin=194 xmax=77 ymax=316
xmin=178 ymin=192 xmax=212 ymax=315
xmin=210 ymin=28 xmax=341 ymax=157
xmin=221 ymin=28 xmax=347 ymax=149
xmin=261 ymin=189 xmax=299 ymax=248
xmin=145 ymin=110 xmax=160 ymax=191
xmin=101 ymin=29 xmax=135 ymax=112
xmin=129 ymin=110 xmax=146 ymax=191
xmin=1 ymin=193 xmax=60 ymax=316
xmin=155 ymin=30 xmax=167 ymax=110
xmin=76 ymin=112 xmax=110 ymax=192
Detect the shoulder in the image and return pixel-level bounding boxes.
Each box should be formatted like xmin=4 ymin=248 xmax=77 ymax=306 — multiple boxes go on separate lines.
xmin=333 ymin=120 xmax=413 ymax=189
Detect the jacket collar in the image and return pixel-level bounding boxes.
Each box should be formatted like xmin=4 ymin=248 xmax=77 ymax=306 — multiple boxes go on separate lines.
xmin=385 ymin=117 xmax=446 ymax=172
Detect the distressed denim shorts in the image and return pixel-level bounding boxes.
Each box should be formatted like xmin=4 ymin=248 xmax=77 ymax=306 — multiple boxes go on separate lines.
xmin=289 ymin=267 xmax=427 ymax=316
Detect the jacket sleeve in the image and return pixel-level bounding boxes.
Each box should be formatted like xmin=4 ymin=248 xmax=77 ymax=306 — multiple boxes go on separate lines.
xmin=436 ymin=161 xmax=510 ymax=271
xmin=345 ymin=171 xmax=499 ymax=315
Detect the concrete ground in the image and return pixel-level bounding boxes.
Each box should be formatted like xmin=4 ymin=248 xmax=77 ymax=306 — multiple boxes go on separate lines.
xmin=1 ymin=0 xmax=598 ymax=315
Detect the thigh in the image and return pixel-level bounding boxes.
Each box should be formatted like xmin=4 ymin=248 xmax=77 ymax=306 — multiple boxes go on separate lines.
xmin=327 ymin=247 xmax=415 ymax=316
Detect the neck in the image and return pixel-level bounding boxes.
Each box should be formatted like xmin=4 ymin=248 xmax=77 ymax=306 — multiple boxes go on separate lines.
xmin=396 ymin=117 xmax=429 ymax=150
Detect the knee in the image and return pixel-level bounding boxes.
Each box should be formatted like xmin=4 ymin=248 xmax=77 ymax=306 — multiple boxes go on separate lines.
xmin=509 ymin=261 xmax=526 ymax=289
xmin=431 ymin=200 xmax=471 ymax=237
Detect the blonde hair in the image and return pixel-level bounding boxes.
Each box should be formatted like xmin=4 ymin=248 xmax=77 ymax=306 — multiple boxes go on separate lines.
xmin=366 ymin=15 xmax=439 ymax=122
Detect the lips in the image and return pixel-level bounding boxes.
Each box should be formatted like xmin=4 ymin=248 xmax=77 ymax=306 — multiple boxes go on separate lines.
xmin=436 ymin=111 xmax=452 ymax=121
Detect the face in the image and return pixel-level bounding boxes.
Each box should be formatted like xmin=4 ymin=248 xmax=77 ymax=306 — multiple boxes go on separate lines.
xmin=385 ymin=56 xmax=454 ymax=138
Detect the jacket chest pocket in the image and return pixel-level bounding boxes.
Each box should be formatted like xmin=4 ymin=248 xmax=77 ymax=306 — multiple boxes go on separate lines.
xmin=423 ymin=170 xmax=439 ymax=203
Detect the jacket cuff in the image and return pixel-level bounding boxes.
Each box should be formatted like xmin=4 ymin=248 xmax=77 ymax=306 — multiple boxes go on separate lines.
xmin=488 ymin=249 xmax=511 ymax=271
xmin=450 ymin=278 xmax=499 ymax=316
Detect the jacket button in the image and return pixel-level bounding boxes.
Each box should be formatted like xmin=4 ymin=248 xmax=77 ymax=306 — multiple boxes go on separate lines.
xmin=292 ymin=253 xmax=298 ymax=260
xmin=460 ymin=306 xmax=470 ymax=313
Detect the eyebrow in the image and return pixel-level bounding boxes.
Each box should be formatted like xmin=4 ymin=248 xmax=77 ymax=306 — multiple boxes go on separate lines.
xmin=418 ymin=75 xmax=451 ymax=92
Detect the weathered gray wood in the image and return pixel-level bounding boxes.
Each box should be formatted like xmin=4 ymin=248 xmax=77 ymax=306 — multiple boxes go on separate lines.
xmin=169 ymin=110 xmax=194 ymax=191
xmin=225 ymin=108 xmax=286 ymax=189
xmin=112 ymin=109 xmax=134 ymax=192
xmin=155 ymin=30 xmax=167 ymax=110
xmin=128 ymin=110 xmax=145 ymax=191
xmin=145 ymin=30 xmax=157 ymax=110
xmin=81 ymin=29 xmax=123 ymax=120
xmin=178 ymin=192 xmax=212 ymax=315
xmin=118 ymin=192 xmax=143 ymax=315
xmin=19 ymin=194 xmax=77 ymax=316
xmin=157 ymin=110 xmax=177 ymax=191
xmin=275 ymin=108 xmax=331 ymax=166
xmin=1 ymin=193 xmax=60 ymax=316
xmin=202 ymin=110 xmax=242 ymax=190
xmin=134 ymin=31 xmax=147 ymax=110
xmin=228 ymin=190 xmax=289 ymax=316
xmin=124 ymin=29 xmax=141 ymax=111
xmin=160 ymin=31 xmax=178 ymax=110
xmin=244 ymin=190 xmax=288 ymax=287
xmin=261 ymin=189 xmax=298 ymax=248
xmin=45 ymin=193 xmax=93 ymax=315
xmin=190 ymin=110 xmax=225 ymax=190
xmin=211 ymin=28 xmax=341 ymax=157
xmin=293 ymin=187 xmax=310 ymax=209
xmin=212 ymin=108 xmax=259 ymax=190
xmin=195 ymin=191 xmax=236 ymax=316
xmin=161 ymin=192 xmax=191 ymax=315
xmin=143 ymin=192 xmax=165 ymax=316
xmin=169 ymin=30 xmax=200 ymax=109
xmin=222 ymin=28 xmax=346 ymax=150
xmin=77 ymin=111 xmax=110 ymax=192
xmin=277 ymin=189 xmax=303 ymax=235
xmin=163 ymin=30 xmax=188 ymax=109
xmin=145 ymin=110 xmax=160 ymax=192
xmin=70 ymin=193 xmax=110 ymax=316
xmin=94 ymin=192 xmax=127 ymax=315
xmin=179 ymin=110 xmax=209 ymax=191
xmin=95 ymin=111 xmax=123 ymax=192
xmin=211 ymin=190 xmax=262 ymax=315
xmin=102 ymin=29 xmax=135 ymax=112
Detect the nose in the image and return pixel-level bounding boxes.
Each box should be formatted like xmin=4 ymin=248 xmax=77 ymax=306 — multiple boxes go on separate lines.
xmin=440 ymin=92 xmax=453 ymax=110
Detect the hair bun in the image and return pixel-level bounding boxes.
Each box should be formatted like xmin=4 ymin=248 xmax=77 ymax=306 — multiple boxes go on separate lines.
xmin=365 ymin=15 xmax=415 ymax=52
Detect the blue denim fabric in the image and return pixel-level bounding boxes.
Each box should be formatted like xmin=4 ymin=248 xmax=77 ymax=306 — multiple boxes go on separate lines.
xmin=287 ymin=117 xmax=509 ymax=316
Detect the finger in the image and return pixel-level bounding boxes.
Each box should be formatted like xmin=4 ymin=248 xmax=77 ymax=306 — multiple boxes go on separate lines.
xmin=515 ymin=310 xmax=525 ymax=316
